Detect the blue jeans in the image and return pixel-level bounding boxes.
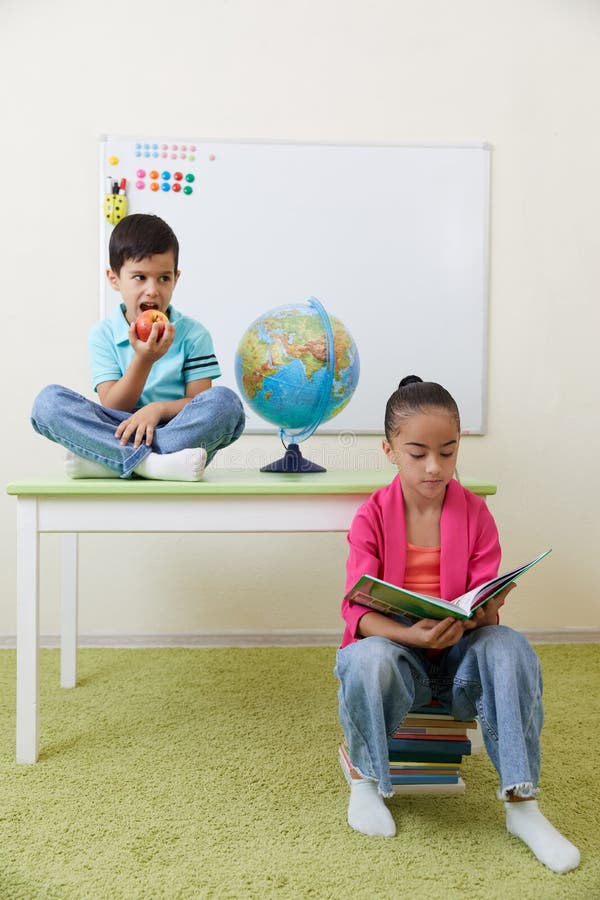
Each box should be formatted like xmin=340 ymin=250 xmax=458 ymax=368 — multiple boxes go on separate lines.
xmin=334 ymin=626 xmax=543 ymax=799
xmin=31 ymin=384 xmax=246 ymax=477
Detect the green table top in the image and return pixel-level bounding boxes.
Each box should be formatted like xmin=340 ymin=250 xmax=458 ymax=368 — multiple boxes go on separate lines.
xmin=6 ymin=470 xmax=496 ymax=497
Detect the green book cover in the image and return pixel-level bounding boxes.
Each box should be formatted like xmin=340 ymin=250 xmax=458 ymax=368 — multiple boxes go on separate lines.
xmin=346 ymin=549 xmax=551 ymax=622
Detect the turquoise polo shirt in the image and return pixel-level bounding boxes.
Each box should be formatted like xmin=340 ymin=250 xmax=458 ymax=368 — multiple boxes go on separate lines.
xmin=88 ymin=303 xmax=221 ymax=410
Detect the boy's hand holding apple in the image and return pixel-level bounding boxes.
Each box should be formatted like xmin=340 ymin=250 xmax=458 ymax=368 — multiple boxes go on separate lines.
xmin=129 ymin=310 xmax=174 ymax=359
xmin=135 ymin=309 xmax=170 ymax=341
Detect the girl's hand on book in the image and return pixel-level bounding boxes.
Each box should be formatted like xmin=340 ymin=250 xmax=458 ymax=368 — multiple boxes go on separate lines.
xmin=409 ymin=617 xmax=466 ymax=649
xmin=463 ymin=583 xmax=516 ymax=630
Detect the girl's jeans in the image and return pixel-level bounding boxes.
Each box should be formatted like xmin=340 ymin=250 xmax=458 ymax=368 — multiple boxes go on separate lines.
xmin=334 ymin=626 xmax=543 ymax=799
xmin=31 ymin=384 xmax=246 ymax=478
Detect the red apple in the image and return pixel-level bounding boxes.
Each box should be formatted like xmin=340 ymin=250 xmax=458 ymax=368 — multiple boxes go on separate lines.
xmin=134 ymin=309 xmax=169 ymax=342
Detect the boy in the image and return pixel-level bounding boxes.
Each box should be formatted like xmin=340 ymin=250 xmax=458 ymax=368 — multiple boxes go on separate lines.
xmin=31 ymin=214 xmax=245 ymax=480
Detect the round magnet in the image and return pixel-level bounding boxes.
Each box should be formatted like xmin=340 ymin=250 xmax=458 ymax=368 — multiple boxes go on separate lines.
xmin=185 ymin=173 xmax=195 ymax=183
xmin=161 ymin=182 xmax=170 ymax=192
xmin=136 ymin=169 xmax=146 ymax=178
xmin=172 ymin=183 xmax=181 ymax=193
xmin=183 ymin=185 xmax=193 ymax=195
xmin=161 ymin=171 xmax=171 ymax=180
xmin=150 ymin=182 xmax=160 ymax=192
xmin=108 ymin=155 xmax=119 ymax=166
xmin=136 ymin=180 xmax=145 ymax=190
xmin=173 ymin=171 xmax=183 ymax=180
xmin=149 ymin=170 xmax=159 ymax=180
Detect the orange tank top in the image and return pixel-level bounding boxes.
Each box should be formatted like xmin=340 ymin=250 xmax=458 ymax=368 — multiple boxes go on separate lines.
xmin=404 ymin=542 xmax=441 ymax=597
xmin=404 ymin=543 xmax=442 ymax=661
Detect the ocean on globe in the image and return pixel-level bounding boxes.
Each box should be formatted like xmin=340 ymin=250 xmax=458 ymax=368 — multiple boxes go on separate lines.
xmin=234 ymin=297 xmax=360 ymax=445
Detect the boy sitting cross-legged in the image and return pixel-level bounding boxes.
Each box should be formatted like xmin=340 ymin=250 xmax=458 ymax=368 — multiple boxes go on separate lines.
xmin=32 ymin=214 xmax=245 ymax=481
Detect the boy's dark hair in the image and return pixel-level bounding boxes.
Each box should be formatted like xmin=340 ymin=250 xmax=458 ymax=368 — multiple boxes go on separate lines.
xmin=384 ymin=375 xmax=461 ymax=440
xmin=108 ymin=214 xmax=179 ymax=273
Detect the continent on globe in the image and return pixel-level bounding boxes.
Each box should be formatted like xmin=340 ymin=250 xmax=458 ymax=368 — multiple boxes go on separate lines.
xmin=235 ymin=297 xmax=360 ymax=472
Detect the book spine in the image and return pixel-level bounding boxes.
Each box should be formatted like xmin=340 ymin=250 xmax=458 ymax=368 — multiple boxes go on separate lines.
xmin=390 ymin=731 xmax=471 ymax=742
xmin=391 ymin=778 xmax=466 ymax=796
xmin=388 ymin=738 xmax=471 ymax=756
xmin=390 ymin=774 xmax=460 ymax=785
xmin=388 ymin=752 xmax=465 ymax=764
xmin=390 ymin=766 xmax=461 ymax=778
xmin=401 ymin=717 xmax=477 ymax=730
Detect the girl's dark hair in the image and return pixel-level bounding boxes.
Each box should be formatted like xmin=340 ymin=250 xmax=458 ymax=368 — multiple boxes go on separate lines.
xmin=384 ymin=375 xmax=461 ymax=440
xmin=108 ymin=214 xmax=179 ymax=273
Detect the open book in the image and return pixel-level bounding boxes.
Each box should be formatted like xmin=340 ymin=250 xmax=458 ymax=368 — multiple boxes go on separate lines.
xmin=345 ymin=549 xmax=551 ymax=622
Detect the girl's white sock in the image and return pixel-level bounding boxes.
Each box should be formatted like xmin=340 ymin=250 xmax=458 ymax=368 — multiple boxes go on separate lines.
xmin=505 ymin=800 xmax=580 ymax=873
xmin=133 ymin=447 xmax=207 ymax=482
xmin=347 ymin=779 xmax=396 ymax=837
xmin=65 ymin=452 xmax=118 ymax=479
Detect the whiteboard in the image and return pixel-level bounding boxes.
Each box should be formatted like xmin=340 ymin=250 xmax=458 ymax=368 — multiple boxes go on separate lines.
xmin=100 ymin=137 xmax=490 ymax=434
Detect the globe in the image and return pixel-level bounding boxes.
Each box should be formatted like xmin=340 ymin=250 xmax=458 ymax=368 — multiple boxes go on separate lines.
xmin=235 ymin=297 xmax=360 ymax=471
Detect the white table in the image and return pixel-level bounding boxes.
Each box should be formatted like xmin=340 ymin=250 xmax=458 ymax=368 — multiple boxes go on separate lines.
xmin=6 ymin=470 xmax=496 ymax=763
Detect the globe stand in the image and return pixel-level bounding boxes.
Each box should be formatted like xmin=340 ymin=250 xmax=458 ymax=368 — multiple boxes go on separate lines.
xmin=260 ymin=443 xmax=326 ymax=473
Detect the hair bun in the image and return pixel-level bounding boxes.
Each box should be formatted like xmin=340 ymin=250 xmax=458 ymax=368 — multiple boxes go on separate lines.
xmin=399 ymin=375 xmax=423 ymax=389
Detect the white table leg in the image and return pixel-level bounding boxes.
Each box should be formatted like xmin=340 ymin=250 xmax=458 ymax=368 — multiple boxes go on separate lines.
xmin=60 ymin=533 xmax=78 ymax=688
xmin=16 ymin=498 xmax=39 ymax=763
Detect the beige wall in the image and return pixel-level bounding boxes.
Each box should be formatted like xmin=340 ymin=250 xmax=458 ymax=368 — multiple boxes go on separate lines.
xmin=2 ymin=0 xmax=599 ymax=640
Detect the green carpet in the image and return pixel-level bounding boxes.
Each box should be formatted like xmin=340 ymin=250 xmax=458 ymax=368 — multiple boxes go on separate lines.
xmin=0 ymin=645 xmax=598 ymax=899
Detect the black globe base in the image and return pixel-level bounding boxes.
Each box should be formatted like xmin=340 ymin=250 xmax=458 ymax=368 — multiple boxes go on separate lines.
xmin=260 ymin=443 xmax=326 ymax=473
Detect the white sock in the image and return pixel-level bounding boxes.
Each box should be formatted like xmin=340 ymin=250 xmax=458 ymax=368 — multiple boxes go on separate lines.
xmin=65 ymin=451 xmax=119 ymax=479
xmin=505 ymin=800 xmax=580 ymax=873
xmin=347 ymin=779 xmax=396 ymax=837
xmin=133 ymin=447 xmax=207 ymax=482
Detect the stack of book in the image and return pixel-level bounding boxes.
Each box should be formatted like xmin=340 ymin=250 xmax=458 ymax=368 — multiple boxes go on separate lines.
xmin=339 ymin=703 xmax=478 ymax=796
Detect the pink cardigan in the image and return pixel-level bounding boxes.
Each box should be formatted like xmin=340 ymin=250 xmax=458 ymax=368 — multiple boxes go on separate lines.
xmin=340 ymin=476 xmax=501 ymax=648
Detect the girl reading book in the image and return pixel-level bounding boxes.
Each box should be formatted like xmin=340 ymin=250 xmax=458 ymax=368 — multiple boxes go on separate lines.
xmin=334 ymin=376 xmax=580 ymax=874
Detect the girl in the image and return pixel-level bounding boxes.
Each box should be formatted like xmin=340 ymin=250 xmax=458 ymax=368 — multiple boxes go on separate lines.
xmin=334 ymin=376 xmax=580 ymax=874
